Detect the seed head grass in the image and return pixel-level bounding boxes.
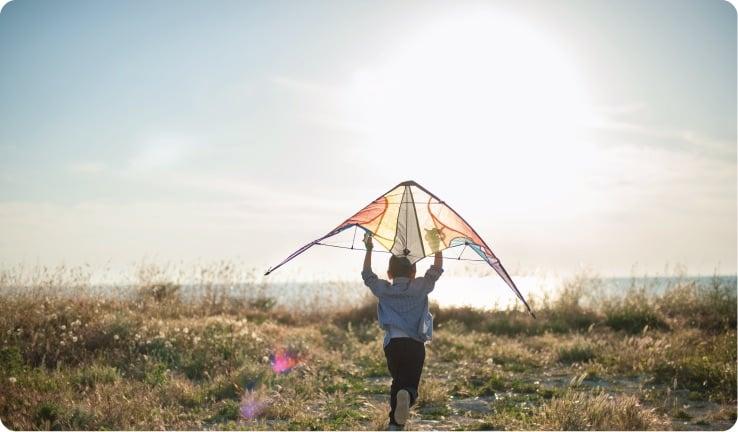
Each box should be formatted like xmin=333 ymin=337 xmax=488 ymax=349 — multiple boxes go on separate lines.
xmin=0 ymin=264 xmax=735 ymax=430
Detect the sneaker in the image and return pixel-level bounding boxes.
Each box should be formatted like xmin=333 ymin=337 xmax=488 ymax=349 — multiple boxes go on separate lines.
xmin=394 ymin=389 xmax=410 ymax=426
xmin=388 ymin=422 xmax=404 ymax=431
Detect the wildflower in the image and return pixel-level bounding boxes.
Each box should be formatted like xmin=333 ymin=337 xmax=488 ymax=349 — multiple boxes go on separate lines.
xmin=135 ymin=333 xmax=141 ymax=340
xmin=9 ymin=377 xmax=17 ymax=384
xmin=183 ymin=327 xmax=189 ymax=334
xmin=113 ymin=334 xmax=120 ymax=341
xmin=174 ymin=327 xmax=180 ymax=332
xmin=72 ymin=336 xmax=78 ymax=343
xmin=60 ymin=325 xmax=66 ymax=331
xmin=60 ymin=341 xmax=66 ymax=346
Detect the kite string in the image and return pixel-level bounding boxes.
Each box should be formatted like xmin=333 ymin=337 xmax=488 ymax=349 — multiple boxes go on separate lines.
xmin=456 ymin=242 xmax=468 ymax=260
xmin=350 ymin=225 xmax=358 ymax=250
xmin=314 ymin=242 xmax=486 ymax=261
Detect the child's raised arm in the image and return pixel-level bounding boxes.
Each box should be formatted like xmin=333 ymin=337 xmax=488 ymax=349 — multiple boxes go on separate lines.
xmin=362 ymin=232 xmax=373 ymax=272
xmin=422 ymin=229 xmax=444 ymax=293
xmin=361 ymin=232 xmax=386 ymax=297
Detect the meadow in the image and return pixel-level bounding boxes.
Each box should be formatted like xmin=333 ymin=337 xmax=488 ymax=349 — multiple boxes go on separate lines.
xmin=0 ymin=266 xmax=736 ymax=431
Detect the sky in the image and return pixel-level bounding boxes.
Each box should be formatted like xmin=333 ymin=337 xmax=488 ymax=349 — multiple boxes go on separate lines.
xmin=0 ymin=0 xmax=735 ymax=281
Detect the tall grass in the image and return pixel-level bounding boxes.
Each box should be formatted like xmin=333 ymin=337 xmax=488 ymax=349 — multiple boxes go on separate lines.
xmin=535 ymin=390 xmax=669 ymax=430
xmin=0 ymin=264 xmax=735 ymax=430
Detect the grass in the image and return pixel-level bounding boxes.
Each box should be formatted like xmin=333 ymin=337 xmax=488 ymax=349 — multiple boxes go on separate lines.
xmin=557 ymin=340 xmax=596 ymax=364
xmin=0 ymin=265 xmax=735 ymax=430
xmin=533 ymin=390 xmax=669 ymax=430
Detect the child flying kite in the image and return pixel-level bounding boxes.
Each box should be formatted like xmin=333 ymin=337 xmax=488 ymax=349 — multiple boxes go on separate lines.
xmin=265 ymin=180 xmax=534 ymax=429
xmin=361 ymin=229 xmax=443 ymax=430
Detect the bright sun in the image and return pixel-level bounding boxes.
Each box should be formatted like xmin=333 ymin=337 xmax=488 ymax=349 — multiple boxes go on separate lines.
xmin=343 ymin=9 xmax=597 ymax=211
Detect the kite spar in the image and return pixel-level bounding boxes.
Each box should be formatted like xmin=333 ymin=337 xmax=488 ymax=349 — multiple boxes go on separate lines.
xmin=264 ymin=180 xmax=535 ymax=318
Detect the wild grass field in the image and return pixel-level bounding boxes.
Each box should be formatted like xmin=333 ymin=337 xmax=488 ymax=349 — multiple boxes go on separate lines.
xmin=0 ymin=266 xmax=736 ymax=431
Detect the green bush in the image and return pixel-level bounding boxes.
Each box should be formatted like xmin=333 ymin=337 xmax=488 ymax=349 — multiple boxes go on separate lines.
xmin=143 ymin=362 xmax=169 ymax=386
xmin=34 ymin=401 xmax=60 ymax=427
xmin=67 ymin=406 xmax=96 ymax=430
xmin=73 ymin=364 xmax=119 ymax=389
xmin=139 ymin=338 xmax=181 ymax=369
xmin=603 ymin=293 xmax=668 ymax=334
xmin=660 ymin=280 xmax=737 ymax=331
xmin=558 ymin=343 xmax=596 ymax=364
xmin=0 ymin=346 xmax=24 ymax=375
xmin=652 ymin=355 xmax=737 ymax=402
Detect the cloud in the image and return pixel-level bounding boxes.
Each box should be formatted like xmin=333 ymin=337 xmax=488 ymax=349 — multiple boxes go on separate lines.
xmin=589 ymin=105 xmax=736 ymax=162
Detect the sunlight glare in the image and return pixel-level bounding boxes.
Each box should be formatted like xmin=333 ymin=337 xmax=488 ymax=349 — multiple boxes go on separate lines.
xmin=344 ymin=10 xmax=597 ymax=211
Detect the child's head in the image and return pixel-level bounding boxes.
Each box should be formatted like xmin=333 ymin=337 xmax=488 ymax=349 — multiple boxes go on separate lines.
xmin=387 ymin=255 xmax=416 ymax=279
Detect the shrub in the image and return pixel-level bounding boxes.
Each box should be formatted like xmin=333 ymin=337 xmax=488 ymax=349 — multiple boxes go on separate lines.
xmin=73 ymin=364 xmax=119 ymax=389
xmin=207 ymin=400 xmax=240 ymax=423
xmin=0 ymin=346 xmax=24 ymax=375
xmin=652 ymin=355 xmax=737 ymax=402
xmin=660 ymin=279 xmax=737 ymax=331
xmin=535 ymin=391 xmax=668 ymax=430
xmin=66 ymin=406 xmax=96 ymax=430
xmin=603 ymin=292 xmax=668 ymax=334
xmin=333 ymin=299 xmax=377 ymax=326
xmin=34 ymin=401 xmax=61 ymax=428
xmin=558 ymin=342 xmax=596 ymax=364
xmin=143 ymin=362 xmax=169 ymax=386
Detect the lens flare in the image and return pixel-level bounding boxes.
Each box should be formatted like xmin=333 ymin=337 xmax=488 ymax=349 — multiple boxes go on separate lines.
xmin=240 ymin=390 xmax=267 ymax=420
xmin=270 ymin=348 xmax=300 ymax=374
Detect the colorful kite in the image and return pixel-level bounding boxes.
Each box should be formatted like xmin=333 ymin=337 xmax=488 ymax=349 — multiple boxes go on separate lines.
xmin=265 ymin=180 xmax=535 ymax=317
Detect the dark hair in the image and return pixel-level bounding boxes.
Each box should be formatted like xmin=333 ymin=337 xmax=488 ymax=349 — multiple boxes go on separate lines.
xmin=388 ymin=255 xmax=416 ymax=278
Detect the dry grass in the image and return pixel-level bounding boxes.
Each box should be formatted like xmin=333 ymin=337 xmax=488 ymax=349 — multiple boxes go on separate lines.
xmin=0 ymin=264 xmax=735 ymax=430
xmin=534 ymin=391 xmax=670 ymax=430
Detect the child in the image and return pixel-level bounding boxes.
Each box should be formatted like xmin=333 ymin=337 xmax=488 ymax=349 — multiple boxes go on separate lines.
xmin=361 ymin=231 xmax=443 ymax=431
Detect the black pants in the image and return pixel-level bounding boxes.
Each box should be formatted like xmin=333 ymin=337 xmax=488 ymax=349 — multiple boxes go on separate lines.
xmin=383 ymin=337 xmax=426 ymax=425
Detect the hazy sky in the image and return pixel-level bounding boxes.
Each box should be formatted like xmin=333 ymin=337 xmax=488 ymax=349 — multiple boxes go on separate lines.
xmin=0 ymin=0 xmax=735 ymax=280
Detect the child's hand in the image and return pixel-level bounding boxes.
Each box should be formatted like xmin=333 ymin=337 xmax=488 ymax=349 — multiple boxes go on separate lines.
xmin=424 ymin=228 xmax=443 ymax=253
xmin=363 ymin=232 xmax=373 ymax=251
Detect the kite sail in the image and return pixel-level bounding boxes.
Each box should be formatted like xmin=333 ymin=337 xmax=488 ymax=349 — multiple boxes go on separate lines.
xmin=265 ymin=180 xmax=535 ymax=317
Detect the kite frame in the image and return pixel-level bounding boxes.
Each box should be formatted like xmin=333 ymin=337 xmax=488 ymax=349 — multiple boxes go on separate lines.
xmin=264 ymin=180 xmax=535 ymax=318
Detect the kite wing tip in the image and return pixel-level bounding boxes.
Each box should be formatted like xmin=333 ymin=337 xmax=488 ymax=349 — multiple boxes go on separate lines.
xmin=530 ymin=311 xmax=537 ymax=319
xmin=264 ymin=268 xmax=272 ymax=276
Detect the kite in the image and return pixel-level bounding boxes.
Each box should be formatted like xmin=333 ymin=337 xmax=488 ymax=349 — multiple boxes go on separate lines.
xmin=265 ymin=180 xmax=535 ymax=317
